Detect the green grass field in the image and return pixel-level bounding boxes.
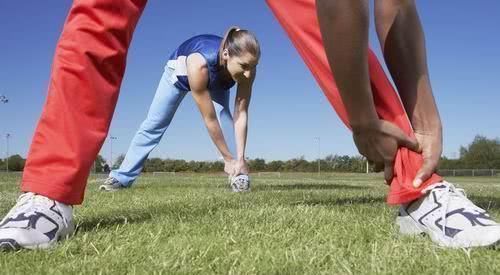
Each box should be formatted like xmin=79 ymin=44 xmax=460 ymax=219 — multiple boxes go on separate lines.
xmin=1 ymin=172 xmax=500 ymax=274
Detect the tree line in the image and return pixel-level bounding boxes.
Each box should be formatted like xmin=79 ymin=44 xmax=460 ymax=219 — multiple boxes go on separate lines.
xmin=1 ymin=135 xmax=499 ymax=172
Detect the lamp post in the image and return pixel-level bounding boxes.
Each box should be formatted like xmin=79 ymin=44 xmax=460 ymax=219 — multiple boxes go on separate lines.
xmin=109 ymin=136 xmax=117 ymax=168
xmin=5 ymin=133 xmax=10 ymax=172
xmin=314 ymin=137 xmax=321 ymax=176
xmin=1 ymin=95 xmax=8 ymax=172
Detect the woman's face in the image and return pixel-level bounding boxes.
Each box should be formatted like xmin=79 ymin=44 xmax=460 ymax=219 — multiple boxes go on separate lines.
xmin=222 ymin=50 xmax=259 ymax=83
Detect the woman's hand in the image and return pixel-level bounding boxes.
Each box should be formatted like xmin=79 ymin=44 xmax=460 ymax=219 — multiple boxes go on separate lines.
xmin=224 ymin=159 xmax=236 ymax=176
xmin=233 ymin=159 xmax=249 ymax=176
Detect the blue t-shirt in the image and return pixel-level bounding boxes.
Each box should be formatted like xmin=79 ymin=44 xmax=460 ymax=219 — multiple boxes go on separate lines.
xmin=167 ymin=34 xmax=236 ymax=92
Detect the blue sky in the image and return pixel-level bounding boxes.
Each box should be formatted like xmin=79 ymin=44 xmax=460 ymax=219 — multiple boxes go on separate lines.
xmin=0 ymin=1 xmax=499 ymax=164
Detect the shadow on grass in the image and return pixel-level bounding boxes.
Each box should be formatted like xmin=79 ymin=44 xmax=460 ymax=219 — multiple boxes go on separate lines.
xmin=75 ymin=200 xmax=236 ymax=234
xmin=76 ymin=195 xmax=387 ymax=235
xmin=254 ymin=183 xmax=370 ymax=191
xmin=114 ymin=181 xmax=224 ymax=191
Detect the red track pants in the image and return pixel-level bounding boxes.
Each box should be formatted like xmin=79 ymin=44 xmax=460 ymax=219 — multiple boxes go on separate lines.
xmin=21 ymin=0 xmax=148 ymax=204
xmin=21 ymin=0 xmax=441 ymax=205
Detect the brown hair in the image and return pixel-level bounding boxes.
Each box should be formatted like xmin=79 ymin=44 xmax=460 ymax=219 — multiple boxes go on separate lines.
xmin=219 ymin=26 xmax=261 ymax=64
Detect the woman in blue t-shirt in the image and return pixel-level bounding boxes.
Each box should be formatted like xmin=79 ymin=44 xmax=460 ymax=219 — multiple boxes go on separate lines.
xmin=101 ymin=27 xmax=260 ymax=191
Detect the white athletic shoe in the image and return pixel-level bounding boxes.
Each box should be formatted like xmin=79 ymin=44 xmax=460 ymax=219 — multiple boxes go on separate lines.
xmin=396 ymin=181 xmax=500 ymax=248
xmin=99 ymin=177 xmax=125 ymax=192
xmin=230 ymin=174 xmax=251 ymax=192
xmin=0 ymin=192 xmax=74 ymax=251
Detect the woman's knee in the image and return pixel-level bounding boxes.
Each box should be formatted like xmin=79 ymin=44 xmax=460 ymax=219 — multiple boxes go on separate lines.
xmin=139 ymin=119 xmax=167 ymax=134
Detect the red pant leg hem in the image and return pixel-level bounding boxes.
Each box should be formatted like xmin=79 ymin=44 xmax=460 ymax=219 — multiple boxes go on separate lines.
xmin=387 ymin=174 xmax=443 ymax=205
xmin=21 ymin=180 xmax=83 ymax=205
xmin=386 ymin=192 xmax=423 ymax=205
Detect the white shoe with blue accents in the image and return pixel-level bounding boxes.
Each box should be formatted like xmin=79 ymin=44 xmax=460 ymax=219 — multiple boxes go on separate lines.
xmin=0 ymin=192 xmax=74 ymax=251
xmin=397 ymin=181 xmax=500 ymax=248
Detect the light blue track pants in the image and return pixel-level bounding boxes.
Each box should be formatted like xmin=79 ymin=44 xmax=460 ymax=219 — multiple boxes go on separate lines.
xmin=109 ymin=66 xmax=235 ymax=186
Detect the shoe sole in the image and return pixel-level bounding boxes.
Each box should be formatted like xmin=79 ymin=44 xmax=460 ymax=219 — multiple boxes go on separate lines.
xmin=397 ymin=216 xmax=500 ymax=249
xmin=0 ymin=238 xmax=55 ymax=251
xmin=0 ymin=239 xmax=21 ymax=251
xmin=396 ymin=215 xmax=424 ymax=236
xmin=99 ymin=185 xmax=121 ymax=192
xmin=0 ymin=221 xmax=74 ymax=252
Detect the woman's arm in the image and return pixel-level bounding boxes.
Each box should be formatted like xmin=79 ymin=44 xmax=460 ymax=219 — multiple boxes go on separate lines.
xmin=232 ymin=70 xmax=256 ymax=175
xmin=187 ymin=53 xmax=235 ymax=175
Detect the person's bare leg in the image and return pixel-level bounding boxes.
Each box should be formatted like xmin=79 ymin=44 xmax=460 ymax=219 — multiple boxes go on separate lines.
xmin=375 ymin=0 xmax=442 ymax=186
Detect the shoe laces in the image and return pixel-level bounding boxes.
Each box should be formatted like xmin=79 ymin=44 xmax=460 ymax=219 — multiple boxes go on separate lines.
xmin=436 ymin=184 xmax=453 ymax=236
xmin=430 ymin=181 xmax=484 ymax=236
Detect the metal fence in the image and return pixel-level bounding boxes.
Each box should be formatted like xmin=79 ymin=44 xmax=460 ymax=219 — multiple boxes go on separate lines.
xmin=438 ymin=169 xmax=500 ymax=177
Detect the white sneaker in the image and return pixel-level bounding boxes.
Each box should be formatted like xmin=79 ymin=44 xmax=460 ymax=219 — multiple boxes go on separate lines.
xmin=99 ymin=177 xmax=125 ymax=192
xmin=0 ymin=192 xmax=74 ymax=251
xmin=396 ymin=181 xmax=500 ymax=248
xmin=230 ymin=174 xmax=251 ymax=192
